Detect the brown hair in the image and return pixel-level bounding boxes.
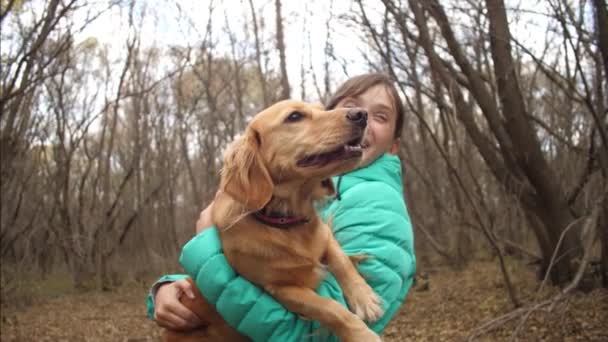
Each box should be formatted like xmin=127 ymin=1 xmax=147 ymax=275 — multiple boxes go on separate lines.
xmin=325 ymin=73 xmax=405 ymax=139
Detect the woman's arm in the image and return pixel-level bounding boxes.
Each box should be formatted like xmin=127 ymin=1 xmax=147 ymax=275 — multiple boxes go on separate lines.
xmin=146 ymin=198 xmax=216 ymax=324
xmin=181 ymin=181 xmax=415 ymax=341
xmin=181 ymin=228 xmax=344 ymax=342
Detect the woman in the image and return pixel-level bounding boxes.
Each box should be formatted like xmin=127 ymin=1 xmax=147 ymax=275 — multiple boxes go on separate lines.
xmin=147 ymin=73 xmax=416 ymax=340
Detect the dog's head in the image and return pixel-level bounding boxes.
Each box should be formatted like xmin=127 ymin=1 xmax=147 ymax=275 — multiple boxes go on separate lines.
xmin=220 ymin=100 xmax=367 ymax=210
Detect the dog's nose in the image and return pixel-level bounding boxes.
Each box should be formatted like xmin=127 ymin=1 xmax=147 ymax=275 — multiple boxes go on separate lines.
xmin=346 ymin=108 xmax=367 ymax=128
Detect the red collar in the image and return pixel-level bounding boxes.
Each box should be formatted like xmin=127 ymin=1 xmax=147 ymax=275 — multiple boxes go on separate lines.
xmin=252 ymin=210 xmax=309 ymax=229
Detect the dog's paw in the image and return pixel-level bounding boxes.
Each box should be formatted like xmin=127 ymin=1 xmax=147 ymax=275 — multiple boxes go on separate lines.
xmin=344 ymin=281 xmax=384 ymax=323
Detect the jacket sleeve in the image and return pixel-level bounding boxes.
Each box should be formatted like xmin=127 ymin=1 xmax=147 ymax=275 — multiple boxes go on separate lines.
xmin=180 ymin=181 xmax=415 ymax=341
xmin=180 ymin=228 xmax=343 ymax=342
xmin=145 ymin=274 xmax=189 ymax=319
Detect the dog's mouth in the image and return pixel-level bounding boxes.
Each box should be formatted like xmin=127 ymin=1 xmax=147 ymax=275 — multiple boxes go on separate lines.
xmin=297 ymin=136 xmax=367 ymax=167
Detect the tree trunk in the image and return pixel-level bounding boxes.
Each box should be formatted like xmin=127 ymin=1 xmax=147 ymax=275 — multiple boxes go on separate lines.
xmin=248 ymin=0 xmax=270 ymax=107
xmin=592 ymin=0 xmax=608 ymax=86
xmin=275 ymin=0 xmax=290 ymax=100
xmin=411 ymin=0 xmax=584 ymax=285
xmin=485 ymin=0 xmax=581 ymax=285
xmin=601 ymin=193 xmax=608 ymax=288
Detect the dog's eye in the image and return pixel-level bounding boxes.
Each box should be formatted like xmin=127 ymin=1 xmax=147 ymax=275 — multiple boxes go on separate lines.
xmin=285 ymin=111 xmax=304 ymax=123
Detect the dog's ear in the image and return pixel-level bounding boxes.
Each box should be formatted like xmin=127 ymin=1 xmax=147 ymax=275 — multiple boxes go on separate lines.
xmin=220 ymin=129 xmax=274 ymax=210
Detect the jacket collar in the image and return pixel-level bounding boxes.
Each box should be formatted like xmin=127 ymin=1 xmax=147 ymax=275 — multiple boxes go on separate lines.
xmin=334 ymin=154 xmax=403 ymax=198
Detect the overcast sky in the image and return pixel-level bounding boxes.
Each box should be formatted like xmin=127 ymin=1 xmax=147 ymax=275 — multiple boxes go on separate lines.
xmin=3 ymin=0 xmax=563 ymax=102
xmin=63 ymin=0 xmax=371 ymax=99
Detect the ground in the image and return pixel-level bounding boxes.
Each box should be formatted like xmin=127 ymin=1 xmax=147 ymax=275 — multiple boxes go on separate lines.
xmin=1 ymin=261 xmax=607 ymax=341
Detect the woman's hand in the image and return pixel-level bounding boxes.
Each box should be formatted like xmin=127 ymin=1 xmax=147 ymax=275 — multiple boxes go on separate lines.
xmin=154 ymin=279 xmax=202 ymax=330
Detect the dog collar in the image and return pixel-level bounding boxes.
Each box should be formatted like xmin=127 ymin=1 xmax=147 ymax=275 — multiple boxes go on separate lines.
xmin=252 ymin=210 xmax=309 ymax=229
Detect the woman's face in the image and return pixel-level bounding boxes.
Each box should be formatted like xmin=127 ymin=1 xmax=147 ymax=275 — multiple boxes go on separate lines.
xmin=336 ymin=84 xmax=399 ymax=168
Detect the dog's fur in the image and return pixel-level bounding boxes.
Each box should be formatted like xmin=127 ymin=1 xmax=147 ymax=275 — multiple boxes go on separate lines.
xmin=164 ymin=100 xmax=383 ymax=342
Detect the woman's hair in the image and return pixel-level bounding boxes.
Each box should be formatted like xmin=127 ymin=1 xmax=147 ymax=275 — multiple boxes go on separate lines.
xmin=325 ymin=73 xmax=405 ymax=139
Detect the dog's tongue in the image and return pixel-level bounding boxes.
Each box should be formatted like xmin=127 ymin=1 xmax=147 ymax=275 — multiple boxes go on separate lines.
xmin=297 ymin=151 xmax=335 ymax=167
xmin=297 ymin=145 xmax=362 ymax=167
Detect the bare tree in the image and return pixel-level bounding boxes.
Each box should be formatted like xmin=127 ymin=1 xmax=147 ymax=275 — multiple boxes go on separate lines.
xmin=591 ymin=0 xmax=608 ymax=288
xmin=336 ymin=0 xmax=607 ymax=294
xmin=248 ymin=0 xmax=270 ymax=107
xmin=274 ymin=0 xmax=290 ymax=99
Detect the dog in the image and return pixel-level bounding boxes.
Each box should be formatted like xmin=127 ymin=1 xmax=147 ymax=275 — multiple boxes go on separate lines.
xmin=165 ymin=100 xmax=383 ymax=342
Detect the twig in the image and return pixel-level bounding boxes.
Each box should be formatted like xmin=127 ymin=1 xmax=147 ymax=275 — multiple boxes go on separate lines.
xmin=508 ymin=193 xmax=603 ymax=341
xmin=536 ymin=216 xmax=587 ymax=296
xmin=497 ymin=236 xmax=542 ymax=261
xmin=468 ymin=190 xmax=605 ymax=341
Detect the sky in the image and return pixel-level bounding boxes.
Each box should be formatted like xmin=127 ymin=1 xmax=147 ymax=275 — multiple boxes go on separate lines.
xmin=65 ymin=0 xmax=373 ymax=100
xmin=1 ymin=0 xmax=567 ymax=103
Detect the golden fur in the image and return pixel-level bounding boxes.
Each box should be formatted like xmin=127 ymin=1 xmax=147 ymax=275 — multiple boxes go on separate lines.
xmin=164 ymin=100 xmax=383 ymax=342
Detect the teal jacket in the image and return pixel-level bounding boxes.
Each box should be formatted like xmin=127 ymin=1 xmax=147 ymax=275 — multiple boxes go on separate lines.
xmin=147 ymin=154 xmax=415 ymax=341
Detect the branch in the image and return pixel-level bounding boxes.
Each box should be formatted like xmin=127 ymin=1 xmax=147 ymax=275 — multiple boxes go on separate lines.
xmin=411 ymin=213 xmax=453 ymax=261
xmin=497 ymin=236 xmax=542 ymax=262
xmin=468 ymin=192 xmax=605 ymax=341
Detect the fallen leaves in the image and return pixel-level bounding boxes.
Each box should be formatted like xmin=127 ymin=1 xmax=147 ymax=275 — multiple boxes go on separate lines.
xmin=1 ymin=286 xmax=162 ymax=341
xmin=385 ymin=261 xmax=608 ymax=341
xmin=1 ymin=261 xmax=606 ymax=341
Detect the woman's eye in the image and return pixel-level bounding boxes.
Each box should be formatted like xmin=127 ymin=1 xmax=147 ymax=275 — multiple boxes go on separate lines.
xmin=342 ymin=101 xmax=357 ymax=108
xmin=374 ymin=113 xmax=388 ymax=122
xmin=285 ymin=111 xmax=304 ymax=123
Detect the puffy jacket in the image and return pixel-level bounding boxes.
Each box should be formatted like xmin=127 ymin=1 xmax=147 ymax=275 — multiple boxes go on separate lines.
xmin=147 ymin=154 xmax=415 ymax=341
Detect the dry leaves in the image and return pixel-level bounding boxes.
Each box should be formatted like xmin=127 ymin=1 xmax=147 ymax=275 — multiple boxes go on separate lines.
xmin=1 ymin=261 xmax=607 ymax=341
xmin=385 ymin=261 xmax=608 ymax=341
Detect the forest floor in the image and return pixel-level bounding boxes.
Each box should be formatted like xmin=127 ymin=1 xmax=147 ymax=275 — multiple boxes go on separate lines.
xmin=1 ymin=260 xmax=607 ymax=341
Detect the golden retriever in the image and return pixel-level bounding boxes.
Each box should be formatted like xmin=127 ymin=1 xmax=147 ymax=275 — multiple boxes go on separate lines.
xmin=164 ymin=100 xmax=383 ymax=342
